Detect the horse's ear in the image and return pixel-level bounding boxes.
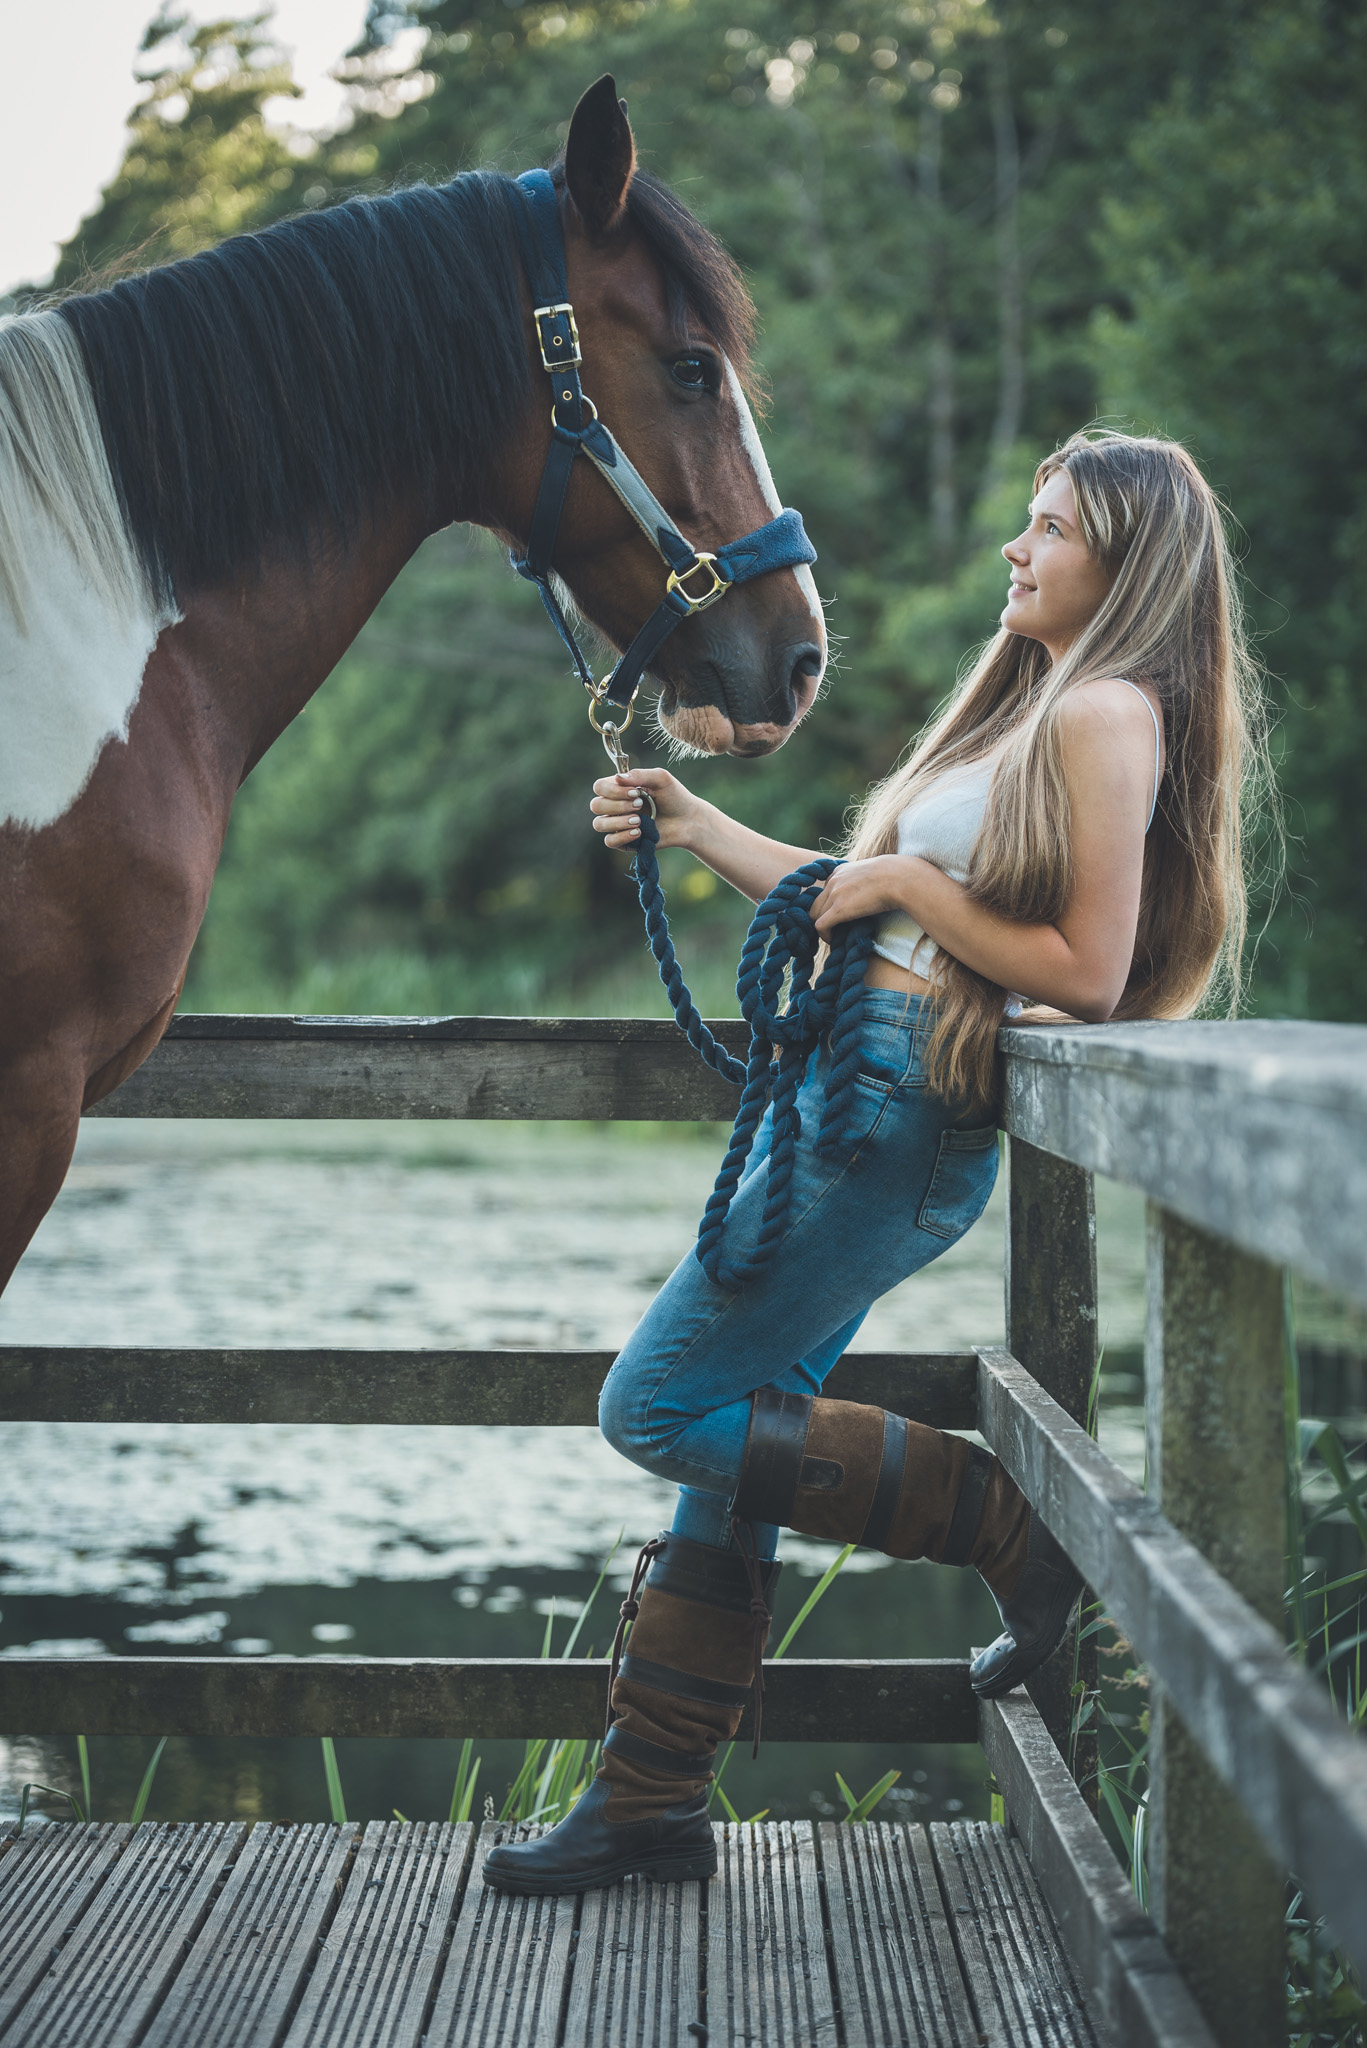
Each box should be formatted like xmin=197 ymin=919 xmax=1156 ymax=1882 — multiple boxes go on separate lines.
xmin=564 ymin=74 xmax=635 ymax=238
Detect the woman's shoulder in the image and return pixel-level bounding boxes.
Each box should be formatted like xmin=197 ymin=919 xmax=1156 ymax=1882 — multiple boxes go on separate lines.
xmin=1055 ymin=676 xmax=1166 ymax=789
xmin=1057 ymin=675 xmax=1161 ymax=730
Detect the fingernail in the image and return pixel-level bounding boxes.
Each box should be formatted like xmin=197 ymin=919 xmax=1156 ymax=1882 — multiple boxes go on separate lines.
xmin=632 ymin=797 xmax=643 ymax=809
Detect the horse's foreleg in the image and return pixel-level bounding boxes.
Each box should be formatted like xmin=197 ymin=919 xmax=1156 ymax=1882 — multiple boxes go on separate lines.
xmin=0 ymin=1055 xmax=84 ymax=1297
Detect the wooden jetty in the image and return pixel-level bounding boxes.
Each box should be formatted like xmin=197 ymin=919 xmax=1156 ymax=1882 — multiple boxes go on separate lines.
xmin=0 ymin=1810 xmax=1104 ymax=2046
xmin=3 ymin=1013 xmax=1367 ymax=2047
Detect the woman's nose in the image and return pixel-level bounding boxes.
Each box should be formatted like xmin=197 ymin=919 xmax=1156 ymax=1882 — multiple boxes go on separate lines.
xmin=1002 ymin=534 xmax=1028 ymax=565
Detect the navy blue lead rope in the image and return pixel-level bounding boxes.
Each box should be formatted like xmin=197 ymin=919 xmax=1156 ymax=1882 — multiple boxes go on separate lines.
xmin=631 ymin=817 xmax=877 ymax=1289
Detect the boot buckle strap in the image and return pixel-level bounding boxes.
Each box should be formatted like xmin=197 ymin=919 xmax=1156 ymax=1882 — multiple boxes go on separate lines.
xmin=860 ymin=1410 xmax=910 ymax=1553
xmin=942 ymin=1442 xmax=994 ymax=1568
xmin=604 ymin=1724 xmax=714 ymax=1778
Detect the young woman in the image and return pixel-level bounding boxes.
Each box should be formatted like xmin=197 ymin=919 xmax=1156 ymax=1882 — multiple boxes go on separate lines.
xmin=483 ymin=428 xmax=1264 ymax=1896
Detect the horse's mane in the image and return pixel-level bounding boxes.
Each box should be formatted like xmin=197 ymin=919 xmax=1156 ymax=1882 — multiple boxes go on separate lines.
xmin=33 ymin=166 xmax=753 ymax=609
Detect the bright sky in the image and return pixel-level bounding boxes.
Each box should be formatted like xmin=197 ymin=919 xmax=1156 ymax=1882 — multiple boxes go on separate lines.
xmin=1 ymin=1 xmax=374 ymax=297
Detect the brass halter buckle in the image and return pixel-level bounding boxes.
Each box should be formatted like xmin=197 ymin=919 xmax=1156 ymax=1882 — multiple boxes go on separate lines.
xmin=533 ymin=301 xmax=582 ymax=370
xmin=666 ymin=552 xmax=729 ymax=613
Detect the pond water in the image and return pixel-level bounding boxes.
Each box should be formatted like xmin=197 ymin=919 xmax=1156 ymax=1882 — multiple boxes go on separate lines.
xmin=0 ymin=1118 xmax=1150 ymax=1830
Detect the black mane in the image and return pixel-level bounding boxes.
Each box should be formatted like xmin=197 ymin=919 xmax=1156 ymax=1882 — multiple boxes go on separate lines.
xmin=57 ymin=167 xmax=754 ymax=607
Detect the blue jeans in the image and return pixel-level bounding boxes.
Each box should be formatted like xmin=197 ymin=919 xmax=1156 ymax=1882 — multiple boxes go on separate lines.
xmin=598 ymin=990 xmax=999 ymax=1560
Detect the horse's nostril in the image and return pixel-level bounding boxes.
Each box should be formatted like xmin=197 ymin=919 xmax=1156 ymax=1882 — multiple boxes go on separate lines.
xmin=793 ymin=646 xmax=823 ymax=680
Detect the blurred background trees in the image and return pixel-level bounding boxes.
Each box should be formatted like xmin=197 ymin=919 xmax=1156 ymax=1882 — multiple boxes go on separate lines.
xmin=44 ymin=0 xmax=1367 ymax=1019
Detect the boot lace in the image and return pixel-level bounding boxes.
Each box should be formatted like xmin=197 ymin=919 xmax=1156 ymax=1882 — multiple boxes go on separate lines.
xmin=605 ymin=1535 xmax=668 ymax=1736
xmin=730 ymin=1516 xmax=773 ymax=1759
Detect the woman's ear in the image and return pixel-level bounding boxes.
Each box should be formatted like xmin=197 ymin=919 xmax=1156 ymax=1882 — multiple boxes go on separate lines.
xmin=564 ymin=74 xmax=636 ymax=238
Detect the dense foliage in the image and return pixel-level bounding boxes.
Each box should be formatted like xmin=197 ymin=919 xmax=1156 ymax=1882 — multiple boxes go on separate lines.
xmin=43 ymin=0 xmax=1367 ymax=1017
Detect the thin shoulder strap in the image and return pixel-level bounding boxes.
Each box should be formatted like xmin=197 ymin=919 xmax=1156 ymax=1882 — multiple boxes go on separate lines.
xmin=1115 ymin=678 xmax=1162 ymax=831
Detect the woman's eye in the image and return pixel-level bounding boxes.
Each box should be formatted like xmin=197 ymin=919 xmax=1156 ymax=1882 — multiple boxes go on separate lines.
xmin=671 ymin=355 xmax=711 ymax=390
xmin=1046 ymin=521 xmax=1061 ymax=536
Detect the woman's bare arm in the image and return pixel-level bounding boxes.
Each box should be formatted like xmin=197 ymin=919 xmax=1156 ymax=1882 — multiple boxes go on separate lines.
xmin=812 ymin=681 xmax=1164 ymax=1020
xmin=590 ymin=768 xmax=818 ymax=904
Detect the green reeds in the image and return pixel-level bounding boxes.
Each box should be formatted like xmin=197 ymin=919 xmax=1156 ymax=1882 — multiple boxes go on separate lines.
xmin=16 ymin=1734 xmax=168 ymax=1835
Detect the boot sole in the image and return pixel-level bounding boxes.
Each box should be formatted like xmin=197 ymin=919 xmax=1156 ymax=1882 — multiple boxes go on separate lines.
xmin=482 ymin=1848 xmax=717 ymax=1897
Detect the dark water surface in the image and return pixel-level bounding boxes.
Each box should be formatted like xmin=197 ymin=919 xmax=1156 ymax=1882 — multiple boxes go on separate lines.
xmin=1 ymin=1119 xmax=1152 ymax=1828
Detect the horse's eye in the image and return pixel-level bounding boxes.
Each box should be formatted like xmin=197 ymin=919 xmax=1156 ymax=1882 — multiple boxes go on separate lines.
xmin=671 ymin=355 xmax=711 ymax=391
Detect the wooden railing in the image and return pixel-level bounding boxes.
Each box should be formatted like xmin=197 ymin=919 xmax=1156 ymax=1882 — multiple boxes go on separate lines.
xmin=4 ymin=1012 xmax=1366 ymax=2048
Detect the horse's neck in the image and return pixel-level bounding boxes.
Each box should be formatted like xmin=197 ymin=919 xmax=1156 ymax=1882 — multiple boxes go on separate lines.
xmin=177 ymin=498 xmax=436 ymax=790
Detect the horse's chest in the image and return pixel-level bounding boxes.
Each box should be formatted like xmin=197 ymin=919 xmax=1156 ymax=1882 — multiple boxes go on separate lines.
xmin=0 ymin=511 xmax=177 ymax=833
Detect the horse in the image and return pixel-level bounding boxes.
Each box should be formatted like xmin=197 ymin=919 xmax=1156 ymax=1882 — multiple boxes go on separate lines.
xmin=0 ymin=75 xmax=826 ymax=1298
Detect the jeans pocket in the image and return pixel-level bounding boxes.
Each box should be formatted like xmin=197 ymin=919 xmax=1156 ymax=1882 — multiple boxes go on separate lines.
xmin=917 ymin=1124 xmax=1000 ymax=1240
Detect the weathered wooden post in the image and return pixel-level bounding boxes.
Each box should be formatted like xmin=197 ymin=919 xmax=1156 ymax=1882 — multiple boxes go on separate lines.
xmin=1005 ymin=1135 xmax=1099 ymax=1799
xmin=1146 ymin=1206 xmax=1286 ymax=2048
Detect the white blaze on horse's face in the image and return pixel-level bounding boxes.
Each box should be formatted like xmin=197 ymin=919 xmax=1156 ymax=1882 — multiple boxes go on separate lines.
xmin=0 ymin=313 xmax=177 ymax=834
xmin=724 ymin=358 xmax=825 ymax=671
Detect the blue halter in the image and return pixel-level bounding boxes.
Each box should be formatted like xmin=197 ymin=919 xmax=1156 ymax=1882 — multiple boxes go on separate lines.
xmin=507 ymin=169 xmax=817 ymax=744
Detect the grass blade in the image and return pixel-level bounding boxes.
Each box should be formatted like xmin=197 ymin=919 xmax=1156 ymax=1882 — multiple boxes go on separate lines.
xmin=772 ymin=1543 xmax=856 ymax=1660
xmin=129 ymin=1738 xmax=168 ymax=1826
xmin=448 ymin=1737 xmax=481 ymax=1824
xmin=319 ymin=1737 xmax=346 ymax=1824
xmin=838 ymin=1768 xmax=900 ymax=1823
xmin=561 ymin=1532 xmax=623 ymax=1661
xmin=77 ymin=1737 xmax=92 ymax=1823
xmin=16 ymin=1783 xmax=84 ymax=1832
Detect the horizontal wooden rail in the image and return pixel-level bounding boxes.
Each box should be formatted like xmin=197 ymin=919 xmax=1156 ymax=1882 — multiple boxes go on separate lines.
xmin=85 ymin=1015 xmax=1367 ymax=1309
xmin=980 ymin=1689 xmax=1216 ymax=2048
xmin=1000 ymin=1019 xmax=1367 ymax=1309
xmin=84 ymin=1015 xmax=749 ymax=1123
xmin=0 ymin=1347 xmax=978 ymax=1430
xmin=976 ymin=1345 xmax=1367 ymax=1973
xmin=0 ymin=1657 xmax=977 ymax=1744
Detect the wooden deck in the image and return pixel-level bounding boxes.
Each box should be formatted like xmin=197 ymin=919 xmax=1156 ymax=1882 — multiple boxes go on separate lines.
xmin=0 ymin=1816 xmax=1098 ymax=2047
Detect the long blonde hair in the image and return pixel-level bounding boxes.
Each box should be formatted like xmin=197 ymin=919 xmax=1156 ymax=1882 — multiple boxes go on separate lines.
xmin=845 ymin=428 xmax=1271 ymax=1111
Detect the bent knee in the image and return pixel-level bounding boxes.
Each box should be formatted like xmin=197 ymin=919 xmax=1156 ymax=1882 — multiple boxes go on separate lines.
xmin=599 ymin=1361 xmax=672 ymax=1473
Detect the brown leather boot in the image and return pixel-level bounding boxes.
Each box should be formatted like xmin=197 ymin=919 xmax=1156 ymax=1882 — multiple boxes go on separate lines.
xmin=482 ymin=1529 xmax=780 ymax=1896
xmin=731 ymin=1388 xmax=1079 ymax=1699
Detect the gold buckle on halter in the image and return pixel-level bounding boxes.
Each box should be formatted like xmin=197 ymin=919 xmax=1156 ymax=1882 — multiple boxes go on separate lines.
xmin=534 ymin=302 xmax=582 ymax=370
xmin=666 ymin=552 xmax=729 ymax=613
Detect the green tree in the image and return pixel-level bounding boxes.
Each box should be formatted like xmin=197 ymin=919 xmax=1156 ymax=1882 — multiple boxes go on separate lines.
xmin=52 ymin=9 xmax=329 ymax=286
xmin=1093 ymin=0 xmax=1367 ymax=1017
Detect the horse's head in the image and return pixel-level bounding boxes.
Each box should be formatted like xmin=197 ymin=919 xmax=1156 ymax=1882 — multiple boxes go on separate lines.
xmin=503 ymin=77 xmax=825 ymax=759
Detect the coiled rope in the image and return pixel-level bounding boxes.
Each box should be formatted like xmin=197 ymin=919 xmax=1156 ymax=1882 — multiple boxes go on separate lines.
xmin=631 ymin=815 xmax=877 ymax=1290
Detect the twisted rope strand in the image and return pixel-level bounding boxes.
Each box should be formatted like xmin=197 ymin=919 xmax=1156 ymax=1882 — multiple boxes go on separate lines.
xmin=631 ymin=816 xmax=877 ymax=1289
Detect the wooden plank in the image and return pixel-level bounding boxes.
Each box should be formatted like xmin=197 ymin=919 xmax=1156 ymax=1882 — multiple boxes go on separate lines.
xmin=6 ymin=1820 xmax=244 ymax=2048
xmin=0 ymin=1347 xmax=978 ymax=1431
xmin=0 ymin=1657 xmax=978 ymax=1745
xmin=562 ymin=1866 xmax=702 ymax=2048
xmin=1145 ymin=1212 xmax=1285 ymax=2047
xmin=976 ymin=1344 xmax=1367 ymax=1975
xmin=283 ymin=1821 xmax=474 ymax=2048
xmin=1000 ymin=1018 xmax=1367 ymax=1309
xmin=929 ymin=1818 xmax=1099 ymax=2047
xmin=424 ymin=1823 xmax=576 ymax=2048
xmin=84 ymin=1015 xmax=750 ymax=1122
xmin=1005 ymin=1137 xmax=1100 ymax=1780
xmin=707 ymin=1821 xmax=836 ymax=2047
xmin=141 ymin=1822 xmax=358 ymax=2048
xmin=816 ymin=1821 xmax=977 ymax=2047
xmin=977 ymin=1691 xmax=1215 ymax=2048
xmin=0 ymin=1823 xmax=131 ymax=2036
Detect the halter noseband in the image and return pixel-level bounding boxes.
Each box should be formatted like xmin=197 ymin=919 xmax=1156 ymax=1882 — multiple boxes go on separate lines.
xmin=508 ymin=169 xmax=817 ymax=765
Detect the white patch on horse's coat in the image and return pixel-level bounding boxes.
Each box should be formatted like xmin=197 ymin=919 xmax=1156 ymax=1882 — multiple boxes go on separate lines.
xmin=0 ymin=311 xmax=177 ymax=833
xmin=723 ymin=358 xmax=824 ymax=649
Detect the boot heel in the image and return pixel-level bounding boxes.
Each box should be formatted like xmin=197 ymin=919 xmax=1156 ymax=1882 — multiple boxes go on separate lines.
xmin=647 ymin=1849 xmax=718 ymax=1883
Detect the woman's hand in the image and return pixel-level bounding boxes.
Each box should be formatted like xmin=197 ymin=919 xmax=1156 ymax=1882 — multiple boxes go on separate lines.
xmin=811 ymin=855 xmax=922 ymax=935
xmin=590 ymin=769 xmax=703 ymax=852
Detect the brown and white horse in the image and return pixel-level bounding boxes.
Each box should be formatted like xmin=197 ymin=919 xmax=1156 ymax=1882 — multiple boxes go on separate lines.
xmin=0 ymin=77 xmax=825 ymax=1295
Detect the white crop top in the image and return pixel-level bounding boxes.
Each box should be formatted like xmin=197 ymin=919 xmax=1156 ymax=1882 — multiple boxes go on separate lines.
xmin=871 ymin=680 xmax=1163 ymax=981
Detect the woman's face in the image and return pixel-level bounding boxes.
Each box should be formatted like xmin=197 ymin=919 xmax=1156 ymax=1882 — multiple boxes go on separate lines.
xmin=1001 ymin=468 xmax=1114 ymax=658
